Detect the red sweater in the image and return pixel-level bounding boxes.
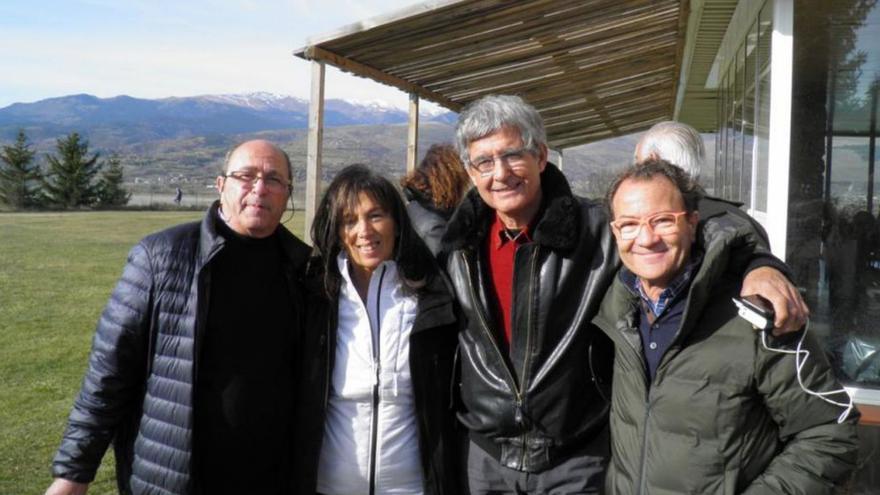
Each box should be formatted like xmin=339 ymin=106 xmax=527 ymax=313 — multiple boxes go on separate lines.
xmin=485 ymin=214 xmax=533 ymax=347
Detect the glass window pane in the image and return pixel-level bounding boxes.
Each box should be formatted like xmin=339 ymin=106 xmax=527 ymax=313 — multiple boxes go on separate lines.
xmin=727 ymin=70 xmax=737 ymax=199
xmin=807 ymin=2 xmax=880 ymax=393
xmin=732 ymin=43 xmax=746 ymax=202
xmin=754 ymin=3 xmax=773 ymax=212
xmin=742 ymin=17 xmax=759 ymax=208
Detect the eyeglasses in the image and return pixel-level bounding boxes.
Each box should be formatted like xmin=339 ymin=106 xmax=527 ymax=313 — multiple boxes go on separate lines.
xmin=610 ymin=211 xmax=690 ymax=241
xmin=469 ymin=147 xmax=534 ymax=177
xmin=224 ymin=171 xmax=291 ymax=193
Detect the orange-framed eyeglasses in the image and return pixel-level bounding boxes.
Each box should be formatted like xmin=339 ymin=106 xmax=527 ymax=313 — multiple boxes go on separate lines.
xmin=610 ymin=211 xmax=690 ymax=241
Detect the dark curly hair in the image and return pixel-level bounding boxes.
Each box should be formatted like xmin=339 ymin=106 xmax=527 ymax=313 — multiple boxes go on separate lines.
xmin=605 ymin=158 xmax=704 ymax=218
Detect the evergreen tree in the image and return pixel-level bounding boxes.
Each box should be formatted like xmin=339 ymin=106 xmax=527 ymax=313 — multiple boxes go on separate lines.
xmin=0 ymin=129 xmax=41 ymax=208
xmin=42 ymin=132 xmax=102 ymax=208
xmin=96 ymin=154 xmax=131 ymax=207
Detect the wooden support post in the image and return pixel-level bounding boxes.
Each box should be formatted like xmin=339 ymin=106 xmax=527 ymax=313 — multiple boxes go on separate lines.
xmin=305 ymin=60 xmax=325 ymax=245
xmin=407 ymin=93 xmax=420 ymax=174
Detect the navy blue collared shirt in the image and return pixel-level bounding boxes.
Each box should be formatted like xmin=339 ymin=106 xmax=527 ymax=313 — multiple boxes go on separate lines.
xmin=620 ymin=252 xmax=703 ymax=382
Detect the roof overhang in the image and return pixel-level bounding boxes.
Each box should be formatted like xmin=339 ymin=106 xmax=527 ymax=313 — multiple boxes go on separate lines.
xmin=294 ymin=0 xmax=690 ymax=148
xmin=675 ymin=0 xmax=743 ymax=132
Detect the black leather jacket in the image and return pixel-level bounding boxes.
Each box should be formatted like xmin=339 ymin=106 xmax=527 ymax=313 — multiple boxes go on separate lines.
xmin=51 ymin=202 xmax=311 ymax=494
xmin=441 ymin=165 xmax=619 ymax=472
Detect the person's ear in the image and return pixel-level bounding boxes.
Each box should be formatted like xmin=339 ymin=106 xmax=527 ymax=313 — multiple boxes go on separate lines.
xmin=466 ymin=165 xmax=481 ymax=186
xmin=215 ymin=175 xmax=225 ymax=193
xmin=537 ymin=143 xmax=548 ymax=173
xmin=687 ymin=210 xmax=700 ymax=233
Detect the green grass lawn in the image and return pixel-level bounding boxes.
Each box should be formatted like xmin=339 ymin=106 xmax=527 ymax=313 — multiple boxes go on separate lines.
xmin=0 ymin=209 xmax=304 ymax=494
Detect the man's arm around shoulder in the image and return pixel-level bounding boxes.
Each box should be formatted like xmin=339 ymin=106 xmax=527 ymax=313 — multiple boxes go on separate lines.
xmin=699 ymin=197 xmax=809 ymax=333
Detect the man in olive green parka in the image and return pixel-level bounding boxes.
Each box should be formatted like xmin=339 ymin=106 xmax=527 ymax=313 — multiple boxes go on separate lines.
xmin=592 ymin=159 xmax=859 ymax=494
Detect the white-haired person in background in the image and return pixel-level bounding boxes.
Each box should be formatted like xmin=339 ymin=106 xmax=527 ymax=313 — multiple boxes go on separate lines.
xmin=634 ymin=120 xmax=706 ymax=180
xmin=634 ymin=121 xmax=808 ymax=334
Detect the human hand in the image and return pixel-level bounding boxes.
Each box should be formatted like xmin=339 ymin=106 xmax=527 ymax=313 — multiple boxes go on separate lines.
xmin=45 ymin=478 xmax=89 ymax=495
xmin=741 ymin=266 xmax=809 ymax=336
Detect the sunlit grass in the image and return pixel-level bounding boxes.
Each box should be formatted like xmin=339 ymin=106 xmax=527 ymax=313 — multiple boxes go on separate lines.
xmin=0 ymin=209 xmax=304 ymax=494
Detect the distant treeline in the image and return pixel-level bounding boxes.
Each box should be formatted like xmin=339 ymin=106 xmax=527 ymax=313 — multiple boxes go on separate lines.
xmin=0 ymin=129 xmax=129 ymax=210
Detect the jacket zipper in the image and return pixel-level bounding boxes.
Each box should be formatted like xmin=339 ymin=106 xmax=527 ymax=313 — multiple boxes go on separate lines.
xmin=637 ymin=384 xmax=652 ymax=495
xmin=322 ymin=316 xmax=332 ymax=411
xmin=460 ymin=251 xmax=524 ymax=464
xmin=614 ymin=320 xmax=652 ymax=495
xmin=636 ymin=295 xmax=693 ymax=494
xmin=606 ymin=314 xmax=650 ymax=495
xmin=627 ymin=325 xmax=651 ymax=495
xmin=368 ymin=265 xmax=387 ymax=495
xmin=515 ymin=246 xmax=540 ymax=468
xmin=191 ymin=242 xmax=223 ymax=494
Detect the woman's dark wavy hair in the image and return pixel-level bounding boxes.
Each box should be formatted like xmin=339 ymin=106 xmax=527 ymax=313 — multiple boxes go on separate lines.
xmin=311 ymin=164 xmax=436 ymax=299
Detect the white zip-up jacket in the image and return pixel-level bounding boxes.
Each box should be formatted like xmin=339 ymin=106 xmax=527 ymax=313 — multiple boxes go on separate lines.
xmin=316 ymin=254 xmax=424 ymax=495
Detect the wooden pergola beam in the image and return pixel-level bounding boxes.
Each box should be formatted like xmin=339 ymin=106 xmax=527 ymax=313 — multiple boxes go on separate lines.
xmin=305 ymin=60 xmax=325 ymax=246
xmin=300 ymin=46 xmax=463 ymax=112
xmin=407 ymin=93 xmax=419 ymax=173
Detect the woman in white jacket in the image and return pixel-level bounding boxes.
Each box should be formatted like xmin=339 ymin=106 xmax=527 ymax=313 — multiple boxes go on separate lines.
xmin=304 ymin=164 xmax=462 ymax=495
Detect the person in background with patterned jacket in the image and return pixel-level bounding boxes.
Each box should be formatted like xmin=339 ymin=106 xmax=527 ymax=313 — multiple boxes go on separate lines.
xmin=45 ymin=140 xmax=311 ymax=495
xmin=593 ymin=159 xmax=858 ymax=494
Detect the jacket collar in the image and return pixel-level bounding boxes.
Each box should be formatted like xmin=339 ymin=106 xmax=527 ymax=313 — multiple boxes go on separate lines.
xmin=404 ymin=185 xmax=455 ymax=218
xmin=412 ymin=272 xmax=458 ymax=334
xmin=442 ymin=163 xmax=580 ymax=253
xmin=597 ymin=228 xmax=740 ymax=344
xmin=199 ymin=200 xmax=310 ymax=270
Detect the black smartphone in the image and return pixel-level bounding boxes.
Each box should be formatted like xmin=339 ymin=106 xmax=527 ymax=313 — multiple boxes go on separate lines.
xmin=732 ymin=294 xmax=775 ymax=331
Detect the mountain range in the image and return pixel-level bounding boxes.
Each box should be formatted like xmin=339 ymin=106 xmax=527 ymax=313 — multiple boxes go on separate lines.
xmin=0 ymin=92 xmax=457 ymax=148
xmin=0 ymin=92 xmax=646 ymax=204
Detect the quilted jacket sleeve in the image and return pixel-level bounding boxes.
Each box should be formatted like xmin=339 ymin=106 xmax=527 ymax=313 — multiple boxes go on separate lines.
xmin=51 ymin=242 xmax=155 ymax=483
xmin=742 ymin=330 xmax=860 ymax=494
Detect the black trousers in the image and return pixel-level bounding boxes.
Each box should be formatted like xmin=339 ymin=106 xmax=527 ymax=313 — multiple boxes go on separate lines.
xmin=465 ymin=429 xmax=608 ymax=495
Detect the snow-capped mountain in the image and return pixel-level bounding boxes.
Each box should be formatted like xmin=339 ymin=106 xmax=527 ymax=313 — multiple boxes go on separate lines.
xmin=0 ymin=92 xmax=457 ymax=144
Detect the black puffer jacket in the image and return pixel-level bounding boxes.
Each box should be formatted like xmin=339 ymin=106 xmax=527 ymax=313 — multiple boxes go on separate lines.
xmin=441 ymin=164 xmax=619 ymax=472
xmin=51 ymin=202 xmax=311 ymax=494
xmin=295 ymin=262 xmax=463 ymax=495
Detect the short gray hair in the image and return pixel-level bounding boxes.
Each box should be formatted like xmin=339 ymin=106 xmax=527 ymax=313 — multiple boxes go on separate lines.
xmin=635 ymin=121 xmax=704 ymax=179
xmin=454 ymin=94 xmax=547 ymax=167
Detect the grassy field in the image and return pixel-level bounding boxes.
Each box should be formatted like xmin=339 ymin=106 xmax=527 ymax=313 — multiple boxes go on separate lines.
xmin=0 ymin=209 xmax=304 ymax=494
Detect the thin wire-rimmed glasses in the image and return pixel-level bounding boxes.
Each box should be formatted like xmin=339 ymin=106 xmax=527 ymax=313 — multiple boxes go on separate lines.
xmin=224 ymin=171 xmax=291 ymax=193
xmin=610 ymin=211 xmax=689 ymax=240
xmin=469 ymin=147 xmax=534 ymax=177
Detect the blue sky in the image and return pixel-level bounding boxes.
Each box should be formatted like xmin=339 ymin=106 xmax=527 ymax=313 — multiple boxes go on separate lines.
xmin=0 ymin=0 xmax=430 ymax=109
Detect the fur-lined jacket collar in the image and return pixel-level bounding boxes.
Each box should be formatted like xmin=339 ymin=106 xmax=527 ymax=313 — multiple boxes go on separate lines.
xmin=442 ymin=163 xmax=581 ymax=253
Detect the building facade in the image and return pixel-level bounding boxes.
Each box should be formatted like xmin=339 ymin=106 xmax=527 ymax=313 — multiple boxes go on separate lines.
xmin=683 ymin=0 xmax=880 ymax=489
